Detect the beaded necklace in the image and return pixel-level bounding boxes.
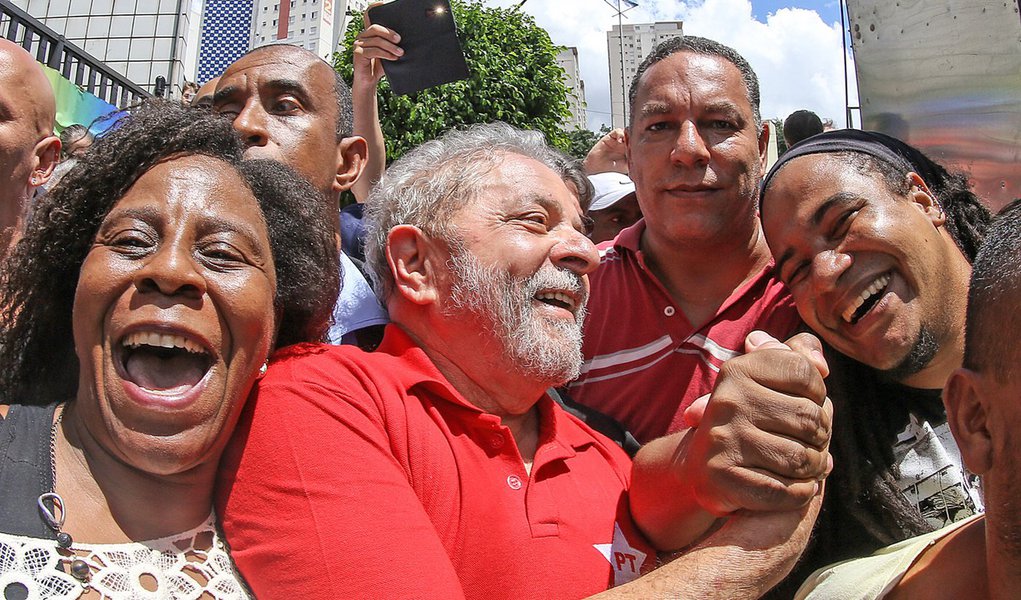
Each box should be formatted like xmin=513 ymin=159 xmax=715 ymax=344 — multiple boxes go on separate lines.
xmin=36 ymin=406 xmax=91 ymax=586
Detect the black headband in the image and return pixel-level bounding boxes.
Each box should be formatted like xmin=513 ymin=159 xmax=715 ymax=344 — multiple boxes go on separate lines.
xmin=760 ymin=129 xmax=929 ymax=208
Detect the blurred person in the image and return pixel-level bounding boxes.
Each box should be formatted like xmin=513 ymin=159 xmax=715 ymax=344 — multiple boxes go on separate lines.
xmin=191 ymin=77 xmax=219 ymax=108
xmin=794 ymin=199 xmax=1021 ymax=600
xmin=0 ymin=39 xmax=61 ymax=257
xmin=783 ymin=109 xmax=824 ymax=148
xmin=583 ymin=128 xmax=628 ymax=175
xmin=0 ymin=101 xmax=338 ymax=598
xmin=59 ymin=124 xmax=93 ymax=159
xmin=214 ymin=44 xmax=388 ymax=348
xmin=217 ymin=122 xmax=833 ymax=599
xmin=865 ymin=112 xmax=911 ymax=142
xmin=570 ymin=37 xmax=800 ymax=443
xmin=46 ymin=125 xmax=95 ymax=190
xmin=180 ymin=81 xmax=199 ymax=105
xmin=759 ymin=129 xmax=993 ymax=595
xmin=587 ymin=172 xmax=642 ymax=244
xmin=337 ymin=8 xmax=402 ymax=261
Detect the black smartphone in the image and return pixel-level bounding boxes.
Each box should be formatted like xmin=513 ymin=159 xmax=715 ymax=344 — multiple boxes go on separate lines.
xmin=367 ymin=0 xmax=470 ymax=96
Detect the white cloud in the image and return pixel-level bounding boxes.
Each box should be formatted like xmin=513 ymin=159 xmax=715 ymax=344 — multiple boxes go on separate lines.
xmin=485 ymin=0 xmax=857 ymax=131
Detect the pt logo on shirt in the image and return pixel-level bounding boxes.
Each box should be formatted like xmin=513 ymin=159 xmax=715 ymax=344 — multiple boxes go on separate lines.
xmin=593 ymin=522 xmax=648 ymax=585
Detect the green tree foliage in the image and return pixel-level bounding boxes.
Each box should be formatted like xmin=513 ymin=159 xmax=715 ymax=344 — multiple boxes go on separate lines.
xmin=336 ymin=0 xmax=573 ymax=162
xmin=565 ymin=125 xmax=611 ymax=160
xmin=565 ymin=128 xmax=600 ymax=161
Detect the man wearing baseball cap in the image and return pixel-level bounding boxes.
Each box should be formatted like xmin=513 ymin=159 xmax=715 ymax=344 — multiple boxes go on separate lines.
xmin=586 ymin=172 xmax=642 ymax=244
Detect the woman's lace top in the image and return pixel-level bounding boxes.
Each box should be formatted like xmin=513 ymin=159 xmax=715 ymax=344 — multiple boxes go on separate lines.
xmin=0 ymin=513 xmax=250 ymax=599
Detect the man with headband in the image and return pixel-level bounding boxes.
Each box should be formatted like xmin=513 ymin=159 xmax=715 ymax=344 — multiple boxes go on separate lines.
xmin=795 ymin=199 xmax=1021 ymax=600
xmin=759 ymin=128 xmax=992 ymax=593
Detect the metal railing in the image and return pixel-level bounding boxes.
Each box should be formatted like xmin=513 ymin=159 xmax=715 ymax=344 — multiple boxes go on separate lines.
xmin=0 ymin=0 xmax=149 ymax=108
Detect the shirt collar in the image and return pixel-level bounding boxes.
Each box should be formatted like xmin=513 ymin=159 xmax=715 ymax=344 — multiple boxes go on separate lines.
xmin=610 ymin=218 xmax=646 ymax=254
xmin=609 ymin=218 xmax=780 ymax=274
xmin=379 ymin=325 xmax=593 ymax=453
xmin=375 ymin=324 xmax=476 ymax=410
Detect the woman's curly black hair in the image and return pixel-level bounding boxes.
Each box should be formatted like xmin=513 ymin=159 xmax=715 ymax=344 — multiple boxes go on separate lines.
xmin=0 ymin=100 xmax=338 ymax=404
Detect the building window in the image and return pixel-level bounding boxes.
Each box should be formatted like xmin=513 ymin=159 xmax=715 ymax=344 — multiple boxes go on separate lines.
xmin=272 ymin=19 xmax=277 ymax=25
xmin=300 ymin=28 xmax=305 ymax=34
xmin=310 ymin=26 xmax=317 ymax=34
xmin=311 ymin=11 xmax=316 ymax=18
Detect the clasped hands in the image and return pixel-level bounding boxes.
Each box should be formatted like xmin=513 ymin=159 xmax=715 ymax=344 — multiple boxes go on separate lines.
xmin=683 ymin=330 xmax=832 ymax=518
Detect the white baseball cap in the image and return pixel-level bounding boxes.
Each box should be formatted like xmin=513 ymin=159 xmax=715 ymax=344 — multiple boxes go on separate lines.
xmin=588 ymin=172 xmax=636 ymax=212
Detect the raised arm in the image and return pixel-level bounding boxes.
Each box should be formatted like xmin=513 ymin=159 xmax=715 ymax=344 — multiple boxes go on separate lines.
xmin=583 ymin=128 xmax=628 ymax=175
xmin=350 ymin=9 xmax=399 ymax=202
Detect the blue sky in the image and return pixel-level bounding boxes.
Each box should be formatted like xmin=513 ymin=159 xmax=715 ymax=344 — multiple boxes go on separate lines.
xmin=485 ymin=0 xmax=856 ymax=130
xmin=752 ymin=0 xmax=841 ymax=24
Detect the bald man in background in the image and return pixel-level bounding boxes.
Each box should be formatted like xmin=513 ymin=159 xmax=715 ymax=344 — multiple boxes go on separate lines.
xmin=191 ymin=76 xmax=219 ymax=109
xmin=0 ymin=39 xmax=60 ymax=257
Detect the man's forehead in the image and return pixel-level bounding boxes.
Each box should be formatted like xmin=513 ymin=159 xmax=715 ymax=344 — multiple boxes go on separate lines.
xmin=489 ymin=154 xmax=584 ymax=218
xmin=487 ymin=154 xmax=566 ymax=195
xmin=222 ymin=48 xmax=332 ymax=88
xmin=0 ymin=43 xmax=55 ymax=127
xmin=635 ymin=51 xmax=748 ymax=106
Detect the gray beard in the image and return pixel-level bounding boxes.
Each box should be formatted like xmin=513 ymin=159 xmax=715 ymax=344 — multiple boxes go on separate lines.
xmin=443 ymin=249 xmax=587 ymax=386
xmin=883 ymin=326 xmax=940 ymax=382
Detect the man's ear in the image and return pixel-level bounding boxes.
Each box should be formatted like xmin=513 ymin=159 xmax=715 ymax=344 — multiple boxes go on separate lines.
xmin=906 ymin=172 xmax=946 ymax=227
xmin=386 ymin=224 xmax=445 ymax=306
xmin=944 ymin=367 xmax=993 ymax=474
xmin=757 ymin=121 xmax=770 ymax=173
xmin=333 ymin=135 xmax=368 ymax=194
xmin=31 ymin=135 xmax=61 ymax=187
xmin=623 ymin=127 xmax=634 ymax=174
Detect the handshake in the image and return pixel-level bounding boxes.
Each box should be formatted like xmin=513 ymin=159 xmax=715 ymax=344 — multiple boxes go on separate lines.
xmin=632 ymin=330 xmax=832 ymax=561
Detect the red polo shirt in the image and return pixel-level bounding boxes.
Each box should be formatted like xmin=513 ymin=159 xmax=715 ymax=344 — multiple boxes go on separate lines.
xmin=217 ymin=325 xmax=655 ymax=599
xmin=570 ymin=220 xmax=801 ymax=443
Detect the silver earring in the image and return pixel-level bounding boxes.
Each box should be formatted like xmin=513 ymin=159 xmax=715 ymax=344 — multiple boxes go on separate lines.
xmin=258 ymin=362 xmax=268 ymax=377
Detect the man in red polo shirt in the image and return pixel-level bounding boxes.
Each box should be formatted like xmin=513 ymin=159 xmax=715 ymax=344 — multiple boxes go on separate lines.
xmin=217 ymin=123 xmax=831 ymax=598
xmin=570 ymin=36 xmax=801 ymax=443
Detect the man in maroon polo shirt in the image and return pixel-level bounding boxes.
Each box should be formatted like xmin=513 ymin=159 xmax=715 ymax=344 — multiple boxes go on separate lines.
xmin=218 ymin=122 xmax=832 ymax=598
xmin=570 ymin=36 xmax=800 ymax=443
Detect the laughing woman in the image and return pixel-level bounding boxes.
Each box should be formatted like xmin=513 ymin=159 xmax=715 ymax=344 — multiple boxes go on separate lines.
xmin=0 ymin=101 xmax=338 ymax=598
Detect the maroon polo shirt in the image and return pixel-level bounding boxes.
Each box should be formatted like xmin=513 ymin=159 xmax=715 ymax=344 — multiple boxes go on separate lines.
xmin=570 ymin=220 xmax=801 ymax=443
